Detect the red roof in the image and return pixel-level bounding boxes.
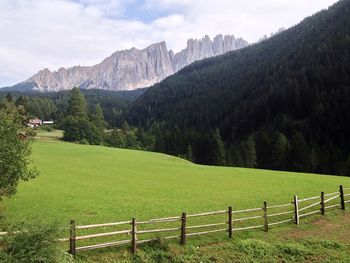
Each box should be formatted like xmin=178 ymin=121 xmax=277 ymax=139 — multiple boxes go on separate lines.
xmin=29 ymin=119 xmax=42 ymax=125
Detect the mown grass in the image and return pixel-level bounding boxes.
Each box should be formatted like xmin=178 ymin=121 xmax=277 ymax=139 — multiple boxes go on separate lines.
xmin=34 ymin=128 xmax=63 ymax=141
xmin=3 ymin=140 xmax=349 ymax=226
xmin=2 ymin=140 xmax=350 ymax=261
xmin=77 ymin=211 xmax=350 ymax=262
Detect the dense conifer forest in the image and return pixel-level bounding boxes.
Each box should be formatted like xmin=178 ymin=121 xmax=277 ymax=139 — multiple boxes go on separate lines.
xmin=2 ymin=0 xmax=350 ymax=176
xmin=127 ymin=0 xmax=350 ymax=175
xmin=0 ymin=89 xmax=145 ymax=127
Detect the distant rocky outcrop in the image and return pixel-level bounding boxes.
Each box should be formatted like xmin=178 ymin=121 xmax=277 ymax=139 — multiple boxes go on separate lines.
xmin=259 ymin=28 xmax=286 ymax=42
xmin=7 ymin=35 xmax=249 ymax=92
xmin=173 ymin=35 xmax=248 ymax=72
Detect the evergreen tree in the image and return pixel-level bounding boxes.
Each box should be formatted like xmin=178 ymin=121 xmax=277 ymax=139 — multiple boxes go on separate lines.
xmin=15 ymin=96 xmax=27 ymax=108
xmin=187 ymin=144 xmax=193 ymax=162
xmin=93 ymin=104 xmax=105 ymax=132
xmin=240 ymin=136 xmax=257 ymax=168
xmin=227 ymin=144 xmax=243 ymax=167
xmin=125 ymin=132 xmax=139 ymax=149
xmin=5 ymin=93 xmax=13 ymax=103
xmin=67 ymin=87 xmax=88 ymax=119
xmin=212 ymin=129 xmax=226 ymax=165
xmin=289 ymin=131 xmax=310 ymax=172
xmin=271 ymin=132 xmax=290 ymax=169
xmin=255 ymin=131 xmax=272 ymax=169
xmin=62 ymin=116 xmax=102 ymax=145
xmin=106 ymin=129 xmax=126 ymax=148
xmin=122 ymin=121 xmax=130 ymax=131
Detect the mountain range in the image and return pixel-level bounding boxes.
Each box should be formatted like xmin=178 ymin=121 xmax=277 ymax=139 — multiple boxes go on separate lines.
xmin=5 ymin=35 xmax=248 ymax=92
xmin=128 ymin=0 xmax=350 ymax=175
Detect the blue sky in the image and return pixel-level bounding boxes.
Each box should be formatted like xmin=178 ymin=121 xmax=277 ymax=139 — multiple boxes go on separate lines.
xmin=0 ymin=0 xmax=339 ymax=87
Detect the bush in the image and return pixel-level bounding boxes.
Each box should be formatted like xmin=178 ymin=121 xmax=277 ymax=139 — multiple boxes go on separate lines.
xmin=132 ymin=238 xmax=173 ymax=263
xmin=0 ymin=222 xmax=71 ymax=263
xmin=39 ymin=125 xmax=53 ymax=132
xmin=238 ymin=239 xmax=275 ymax=259
xmin=237 ymin=239 xmax=311 ymax=262
xmin=62 ymin=116 xmax=102 ymax=145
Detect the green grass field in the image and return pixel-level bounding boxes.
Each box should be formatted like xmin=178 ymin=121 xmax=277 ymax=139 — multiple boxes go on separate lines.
xmin=3 ymin=140 xmax=349 ymax=227
xmin=34 ymin=128 xmax=63 ymax=140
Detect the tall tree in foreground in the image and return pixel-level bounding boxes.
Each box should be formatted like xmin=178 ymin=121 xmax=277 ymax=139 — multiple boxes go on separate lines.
xmin=0 ymin=102 xmax=38 ymax=198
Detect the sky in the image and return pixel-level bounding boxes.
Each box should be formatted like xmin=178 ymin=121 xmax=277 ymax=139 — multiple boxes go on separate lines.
xmin=0 ymin=0 xmax=339 ymax=87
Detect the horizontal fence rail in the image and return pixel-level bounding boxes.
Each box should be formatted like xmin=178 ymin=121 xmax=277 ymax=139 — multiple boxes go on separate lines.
xmin=1 ymin=185 xmax=348 ymax=256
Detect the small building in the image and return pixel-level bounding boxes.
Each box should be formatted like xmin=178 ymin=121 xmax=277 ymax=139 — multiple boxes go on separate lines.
xmin=28 ymin=118 xmax=42 ymax=128
xmin=42 ymin=120 xmax=54 ymax=125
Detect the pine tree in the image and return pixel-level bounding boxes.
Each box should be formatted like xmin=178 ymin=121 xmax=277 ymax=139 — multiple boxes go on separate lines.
xmin=67 ymin=87 xmax=88 ymax=119
xmin=187 ymin=144 xmax=193 ymax=161
xmin=240 ymin=136 xmax=257 ymax=168
xmin=289 ymin=131 xmax=310 ymax=172
xmin=271 ymin=132 xmax=290 ymax=169
xmin=5 ymin=93 xmax=13 ymax=103
xmin=122 ymin=121 xmax=130 ymax=131
xmin=255 ymin=131 xmax=272 ymax=169
xmin=212 ymin=129 xmax=226 ymax=165
xmin=93 ymin=104 xmax=105 ymax=132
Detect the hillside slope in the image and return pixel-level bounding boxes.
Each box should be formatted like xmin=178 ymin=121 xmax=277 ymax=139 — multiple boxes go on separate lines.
xmin=4 ymin=141 xmax=348 ymax=225
xmin=128 ymin=0 xmax=350 ymax=175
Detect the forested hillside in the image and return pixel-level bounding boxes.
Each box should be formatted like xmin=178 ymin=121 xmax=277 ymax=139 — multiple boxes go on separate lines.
xmin=128 ymin=0 xmax=350 ymax=175
xmin=0 ymin=89 xmax=145 ymax=127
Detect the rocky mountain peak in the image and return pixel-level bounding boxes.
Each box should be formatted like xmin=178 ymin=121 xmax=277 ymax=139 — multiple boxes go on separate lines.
xmin=9 ymin=34 xmax=249 ymax=92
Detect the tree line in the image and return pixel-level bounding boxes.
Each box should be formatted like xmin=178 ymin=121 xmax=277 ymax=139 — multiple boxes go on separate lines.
xmin=2 ymin=0 xmax=350 ymax=176
xmin=126 ymin=0 xmax=350 ymax=176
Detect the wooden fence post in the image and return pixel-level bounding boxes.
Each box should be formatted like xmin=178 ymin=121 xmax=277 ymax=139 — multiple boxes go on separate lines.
xmin=228 ymin=207 xmax=233 ymax=238
xmin=293 ymin=196 xmax=300 ymax=225
xmin=321 ymin=192 xmax=325 ymax=215
xmin=340 ymin=185 xmax=345 ymax=210
xmin=69 ymin=220 xmax=76 ymax=257
xmin=263 ymin=202 xmax=269 ymax=232
xmin=180 ymin=212 xmax=187 ymax=245
xmin=131 ymin=218 xmax=137 ymax=254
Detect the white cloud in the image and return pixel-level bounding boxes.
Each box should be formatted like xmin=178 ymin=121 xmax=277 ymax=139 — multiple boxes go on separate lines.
xmin=0 ymin=0 xmax=339 ymax=86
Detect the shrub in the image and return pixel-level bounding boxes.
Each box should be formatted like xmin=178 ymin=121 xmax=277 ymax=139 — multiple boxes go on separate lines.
xmin=62 ymin=116 xmax=102 ymax=145
xmin=238 ymin=239 xmax=275 ymax=259
xmin=0 ymin=222 xmax=71 ymax=263
xmin=40 ymin=125 xmax=53 ymax=132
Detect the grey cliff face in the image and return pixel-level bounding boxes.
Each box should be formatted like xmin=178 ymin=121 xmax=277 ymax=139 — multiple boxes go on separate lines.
xmin=17 ymin=34 xmax=248 ymax=92
xmin=173 ymin=35 xmax=248 ymax=72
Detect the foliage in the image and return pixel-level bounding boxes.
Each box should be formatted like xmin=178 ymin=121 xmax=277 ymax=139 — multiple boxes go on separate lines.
xmin=105 ymin=125 xmax=155 ymax=151
xmin=127 ymin=0 xmax=350 ymax=175
xmin=62 ymin=116 xmax=102 ymax=145
xmin=0 ymin=88 xmax=142 ymax=127
xmin=62 ymin=88 xmax=103 ymax=145
xmin=80 ymin=233 xmax=350 ymax=263
xmin=39 ymin=125 xmax=54 ymax=132
xmin=92 ymin=104 xmax=105 ymax=132
xmin=67 ymin=87 xmax=88 ymax=119
xmin=0 ymin=221 xmax=71 ymax=263
xmin=0 ymin=102 xmax=38 ymax=198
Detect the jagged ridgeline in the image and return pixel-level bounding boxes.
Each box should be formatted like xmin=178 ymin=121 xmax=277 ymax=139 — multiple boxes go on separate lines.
xmin=128 ymin=0 xmax=350 ymax=175
xmin=6 ymin=35 xmax=248 ymax=92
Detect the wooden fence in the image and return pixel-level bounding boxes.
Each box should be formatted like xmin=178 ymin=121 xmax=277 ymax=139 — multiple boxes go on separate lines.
xmin=61 ymin=185 xmax=350 ymax=256
xmin=1 ymin=185 xmax=349 ymax=256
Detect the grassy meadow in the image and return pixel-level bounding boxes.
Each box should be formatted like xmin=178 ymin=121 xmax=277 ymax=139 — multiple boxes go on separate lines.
xmin=2 ymin=134 xmax=350 ymax=262
xmin=3 ymin=139 xmax=349 ymax=226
